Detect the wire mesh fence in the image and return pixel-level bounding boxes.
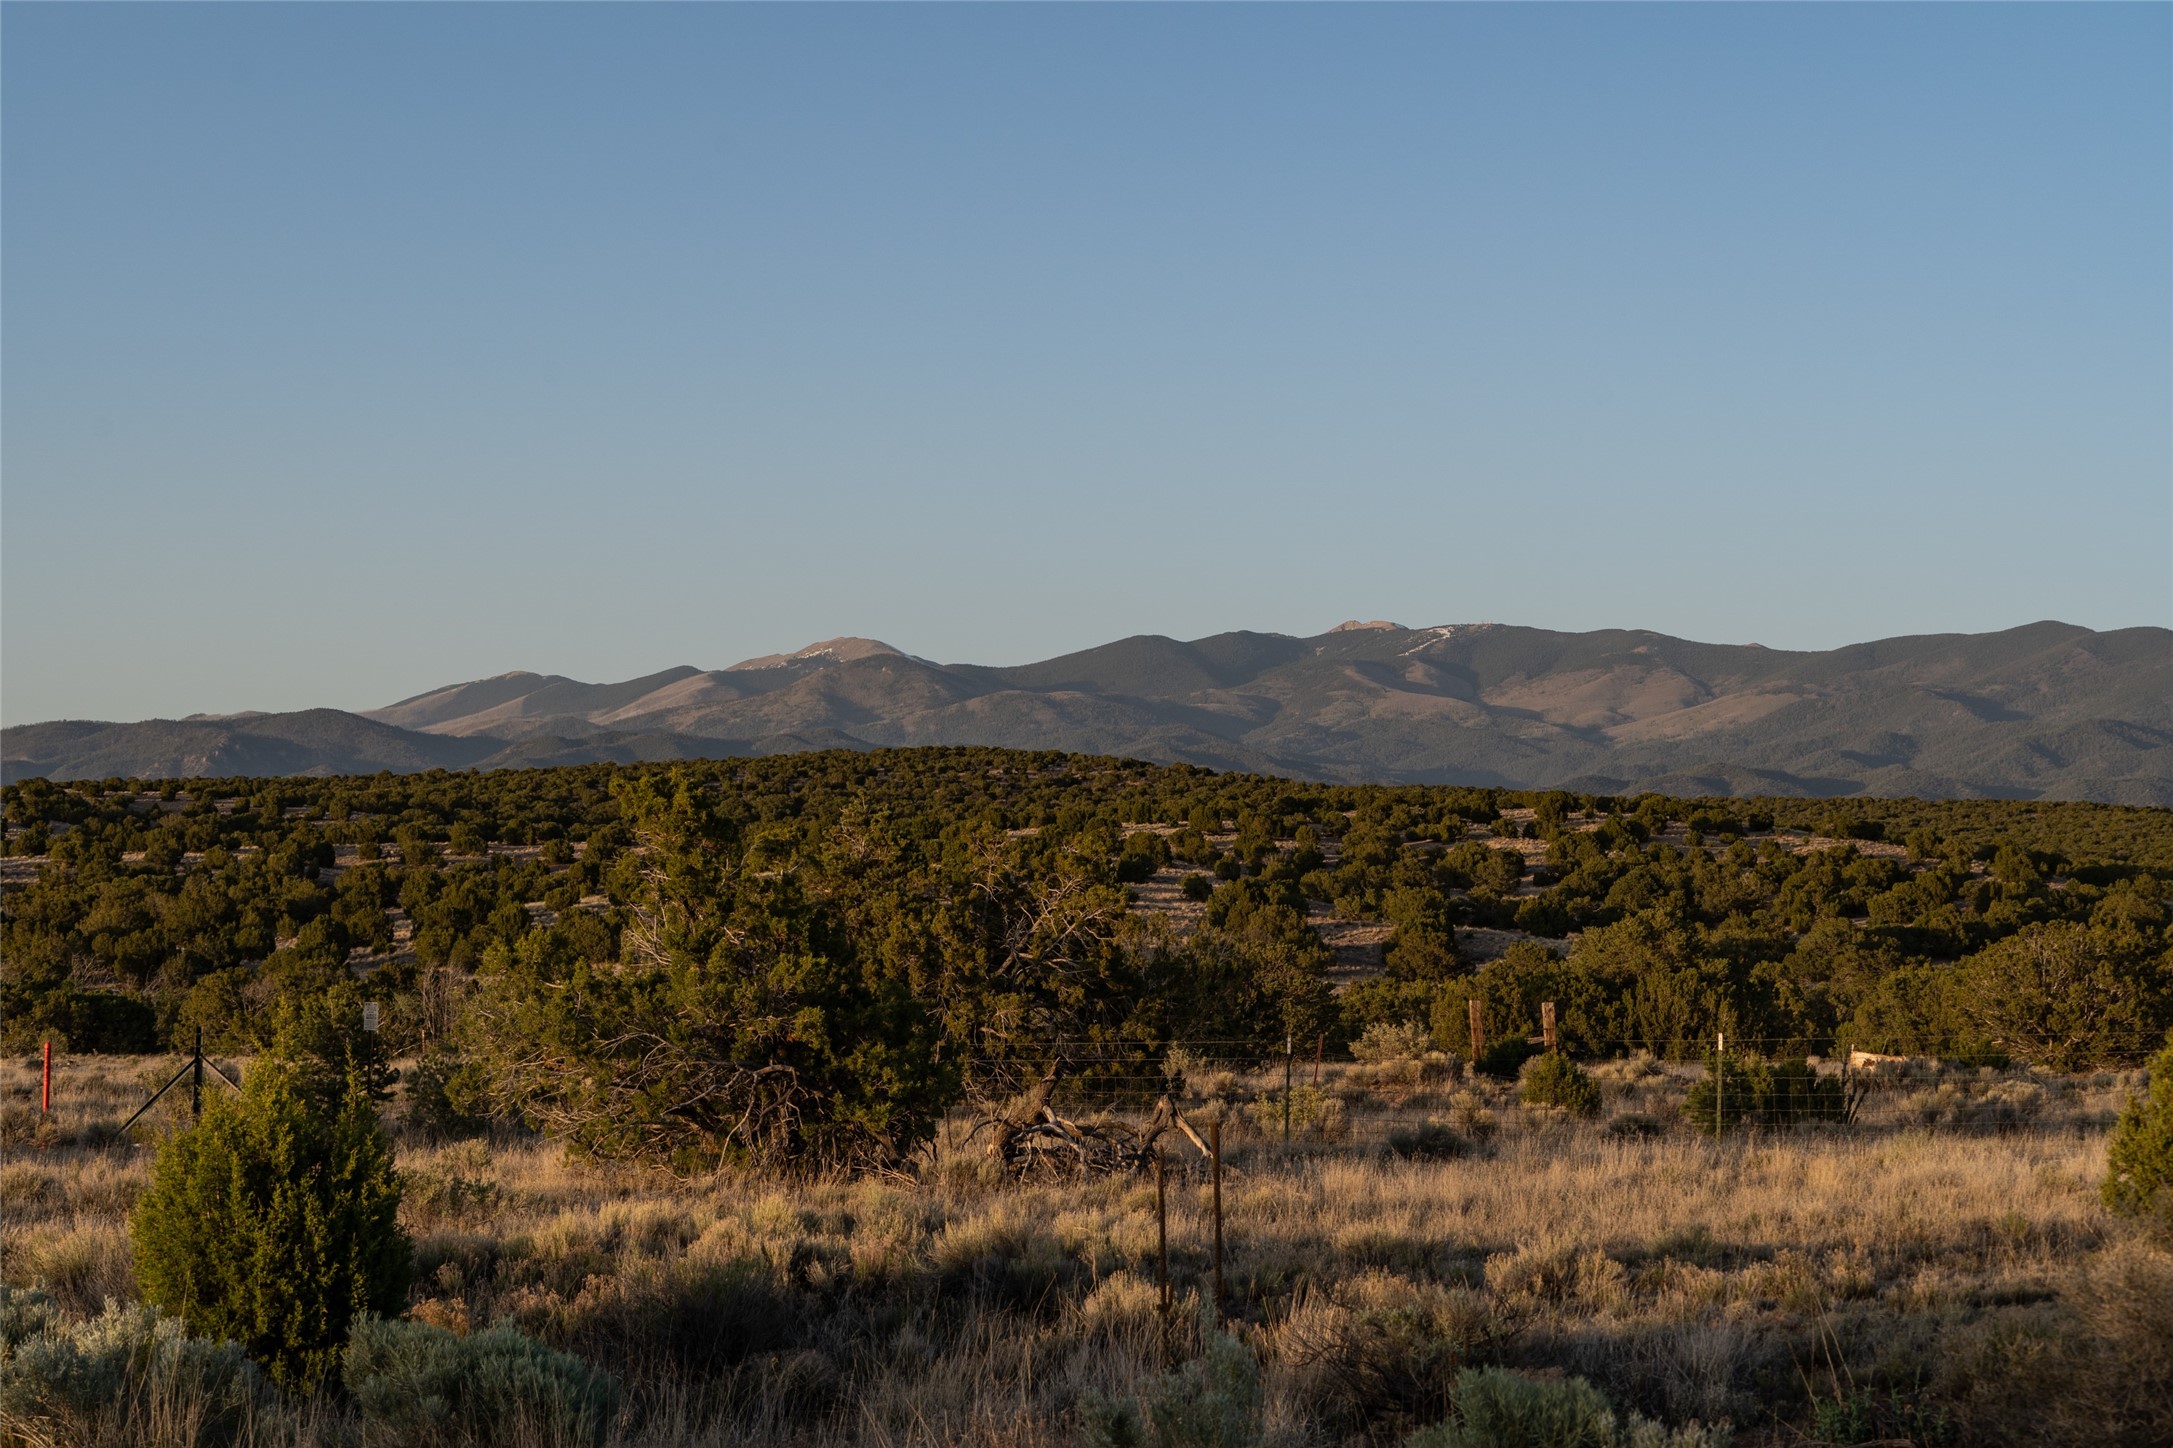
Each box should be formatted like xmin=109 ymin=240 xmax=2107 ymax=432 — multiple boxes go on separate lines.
xmin=931 ymin=1035 xmax=2145 ymax=1180
xmin=1 ymin=1033 xmax=2147 ymax=1161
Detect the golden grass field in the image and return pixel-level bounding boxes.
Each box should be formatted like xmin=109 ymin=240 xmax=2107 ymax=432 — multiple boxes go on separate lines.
xmin=3 ymin=1051 xmax=2168 ymax=1447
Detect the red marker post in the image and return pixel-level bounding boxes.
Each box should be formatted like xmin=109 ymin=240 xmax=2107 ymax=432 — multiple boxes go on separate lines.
xmin=41 ymin=1040 xmax=51 ymax=1114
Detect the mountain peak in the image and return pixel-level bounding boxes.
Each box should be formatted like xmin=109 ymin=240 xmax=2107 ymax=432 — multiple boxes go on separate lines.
xmin=1330 ymin=619 xmax=1405 ymax=633
xmin=9 ymin=621 xmax=2168 ymax=804
xmin=727 ymin=637 xmax=903 ymax=671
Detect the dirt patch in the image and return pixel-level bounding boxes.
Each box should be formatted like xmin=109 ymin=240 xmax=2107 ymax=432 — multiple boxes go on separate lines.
xmin=1457 ymin=926 xmax=1572 ymax=963
xmin=1312 ymin=913 xmax=1393 ymax=984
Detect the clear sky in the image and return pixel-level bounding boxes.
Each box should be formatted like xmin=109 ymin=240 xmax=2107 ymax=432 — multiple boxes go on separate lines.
xmin=4 ymin=4 xmax=2168 ymax=725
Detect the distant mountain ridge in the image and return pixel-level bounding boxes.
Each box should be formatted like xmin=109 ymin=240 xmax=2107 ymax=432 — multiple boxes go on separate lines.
xmin=8 ymin=621 xmax=2171 ymax=804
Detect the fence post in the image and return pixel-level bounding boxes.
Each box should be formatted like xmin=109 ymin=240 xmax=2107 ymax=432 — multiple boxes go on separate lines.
xmin=1313 ymin=1032 xmax=1324 ymax=1087
xmin=1283 ymin=1035 xmax=1294 ymax=1142
xmin=1714 ymin=1032 xmax=1724 ymax=1142
xmin=1209 ymin=1118 xmax=1224 ymax=1319
xmin=1541 ymin=1002 xmax=1556 ymax=1052
xmin=41 ymin=1040 xmax=51 ymax=1115
xmin=1468 ymin=999 xmax=1485 ymax=1064
xmin=1154 ymin=1145 xmax=1171 ymax=1359
xmin=192 ymin=1028 xmax=204 ymax=1120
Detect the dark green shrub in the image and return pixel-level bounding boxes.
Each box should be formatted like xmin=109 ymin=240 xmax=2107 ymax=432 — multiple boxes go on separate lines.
xmin=1519 ymin=1053 xmax=1601 ymax=1118
xmin=1682 ymin=1054 xmax=1844 ymax=1135
xmin=0 ymin=984 xmax=158 ymax=1054
xmin=129 ymin=1060 xmax=411 ymax=1388
xmin=1759 ymin=1058 xmax=1848 ymax=1127
xmin=1476 ymin=1038 xmax=1541 ymax=1080
xmin=402 ymin=1049 xmax=489 ymax=1141
xmin=344 ymin=1316 xmax=621 ymax=1448
xmin=2104 ymin=1034 xmax=2173 ymax=1230
xmin=1181 ymin=872 xmax=1214 ymax=902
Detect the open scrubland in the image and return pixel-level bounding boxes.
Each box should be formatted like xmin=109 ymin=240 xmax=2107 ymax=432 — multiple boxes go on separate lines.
xmin=4 ymin=751 xmax=2171 ymax=1446
xmin=4 ymin=1051 xmax=2170 ymax=1448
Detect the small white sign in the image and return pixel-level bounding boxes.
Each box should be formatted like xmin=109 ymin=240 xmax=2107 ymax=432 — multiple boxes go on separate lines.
xmin=362 ymin=1002 xmax=381 ymax=1033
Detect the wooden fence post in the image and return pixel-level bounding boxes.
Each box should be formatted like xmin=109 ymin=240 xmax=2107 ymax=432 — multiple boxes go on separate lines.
xmin=1468 ymin=999 xmax=1485 ymax=1064
xmin=1541 ymin=1002 xmax=1556 ymax=1052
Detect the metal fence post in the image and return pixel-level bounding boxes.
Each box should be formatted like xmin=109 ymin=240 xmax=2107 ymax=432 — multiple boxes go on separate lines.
xmin=1715 ymin=1031 xmax=1724 ymax=1141
xmin=1154 ymin=1145 xmax=1171 ymax=1361
xmin=1283 ymin=1036 xmax=1294 ymax=1142
xmin=1209 ymin=1118 xmax=1224 ymax=1319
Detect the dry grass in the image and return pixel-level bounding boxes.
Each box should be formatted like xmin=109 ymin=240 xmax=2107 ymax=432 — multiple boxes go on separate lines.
xmin=3 ymin=1054 xmax=2167 ymax=1447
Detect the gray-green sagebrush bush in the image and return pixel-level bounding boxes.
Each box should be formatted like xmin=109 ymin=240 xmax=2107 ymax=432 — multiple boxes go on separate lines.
xmin=2103 ymin=1033 xmax=2173 ymax=1230
xmin=344 ymin=1316 xmax=622 ymax=1448
xmin=128 ymin=1055 xmax=410 ymax=1389
xmin=1405 ymin=1368 xmax=1729 ymax=1448
xmin=0 ymin=1286 xmax=269 ymax=1448
xmin=1274 ymin=1274 xmax=1507 ymax=1434
xmin=1081 ymin=1324 xmax=1262 ymax=1448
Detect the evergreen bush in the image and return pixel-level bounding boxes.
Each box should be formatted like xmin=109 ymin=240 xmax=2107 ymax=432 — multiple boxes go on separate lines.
xmin=402 ymin=1048 xmax=490 ymax=1141
xmin=344 ymin=1316 xmax=622 ymax=1448
xmin=1682 ymin=1054 xmax=1844 ymax=1135
xmin=2103 ymin=1032 xmax=2173 ymax=1231
xmin=1519 ymin=1053 xmax=1601 ymax=1118
xmin=129 ymin=1057 xmax=411 ymax=1388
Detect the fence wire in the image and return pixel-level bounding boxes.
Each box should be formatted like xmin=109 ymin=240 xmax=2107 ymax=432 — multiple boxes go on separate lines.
xmin=4 ymin=1036 xmax=2142 ymax=1160
xmin=937 ymin=1037 xmax=2142 ymax=1165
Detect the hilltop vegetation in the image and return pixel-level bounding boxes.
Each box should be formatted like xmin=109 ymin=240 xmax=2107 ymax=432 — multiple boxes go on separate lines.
xmin=4 ymin=747 xmax=2168 ymax=1169
xmin=7 ymin=618 xmax=2170 ymax=803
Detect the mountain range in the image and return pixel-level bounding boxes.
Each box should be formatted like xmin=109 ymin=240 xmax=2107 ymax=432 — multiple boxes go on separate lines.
xmin=7 ymin=620 xmax=2170 ymax=804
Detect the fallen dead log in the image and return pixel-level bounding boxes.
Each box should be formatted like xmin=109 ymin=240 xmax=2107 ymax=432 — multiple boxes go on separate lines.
xmin=978 ymin=1091 xmax=1213 ymax=1180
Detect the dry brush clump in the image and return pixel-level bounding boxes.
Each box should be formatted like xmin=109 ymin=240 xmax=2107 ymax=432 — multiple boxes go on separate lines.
xmin=4 ymin=1053 xmax=2172 ymax=1447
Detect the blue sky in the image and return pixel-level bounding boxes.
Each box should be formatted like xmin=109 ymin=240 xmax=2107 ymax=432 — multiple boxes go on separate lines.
xmin=4 ymin=4 xmax=2168 ymax=724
